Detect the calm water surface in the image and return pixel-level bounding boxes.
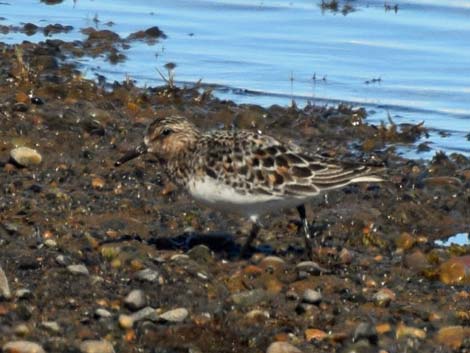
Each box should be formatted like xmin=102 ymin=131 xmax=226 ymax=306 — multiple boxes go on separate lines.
xmin=1 ymin=0 xmax=470 ymax=157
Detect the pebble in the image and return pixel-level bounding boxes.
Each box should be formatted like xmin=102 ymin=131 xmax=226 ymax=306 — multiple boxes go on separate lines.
xmin=67 ymin=264 xmax=89 ymax=276
xmin=56 ymin=254 xmax=71 ymax=266
xmin=79 ymin=339 xmax=115 ymax=353
xmin=91 ymin=176 xmax=106 ymax=189
xmin=245 ymin=309 xmax=270 ymax=320
xmin=124 ymin=289 xmax=147 ymax=310
xmin=44 ymin=239 xmax=57 ymax=248
xmin=41 ymin=320 xmax=61 ymax=333
xmin=372 ymin=288 xmax=396 ymax=306
xmin=231 ymin=289 xmax=269 ymax=307
xmin=187 ymin=244 xmax=213 ymax=263
xmin=170 ymin=254 xmax=190 ymax=262
xmin=404 ymin=250 xmax=430 ymax=271
xmin=0 ymin=265 xmax=12 ymax=299
xmin=13 ymin=324 xmax=30 ymax=336
xmin=435 ymin=325 xmax=470 ymax=350
xmin=132 ymin=306 xmax=159 ymax=322
xmin=338 ymin=248 xmax=353 ymax=264
xmin=135 ymin=268 xmax=159 ymax=282
xmin=266 ymin=341 xmax=303 ymax=353
xmin=395 ymin=232 xmax=415 ymax=251
xmin=396 ymin=322 xmax=426 ymax=339
xmin=259 ymin=256 xmax=286 ymax=272
xmin=119 ymin=306 xmax=159 ymax=328
xmin=353 ymin=322 xmax=378 ymax=344
xmin=118 ymin=314 xmax=134 ymax=329
xmin=295 ymin=261 xmax=326 ymax=275
xmin=95 ymin=308 xmax=112 ymax=318
xmin=302 ymin=289 xmax=322 ymax=304
xmin=159 ymin=307 xmax=189 ymax=323
xmin=439 ymin=255 xmax=470 ymax=285
xmin=2 ymin=341 xmax=46 ymax=353
xmin=304 ymin=328 xmax=327 ymax=341
xmin=10 ymin=147 xmax=42 ymax=167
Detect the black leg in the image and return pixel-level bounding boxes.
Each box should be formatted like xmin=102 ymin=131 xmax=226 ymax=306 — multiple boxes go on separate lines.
xmin=240 ymin=220 xmax=260 ymax=258
xmin=297 ymin=204 xmax=314 ymax=259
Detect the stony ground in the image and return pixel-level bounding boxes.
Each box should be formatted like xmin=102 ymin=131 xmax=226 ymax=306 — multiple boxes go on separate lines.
xmin=1 ymin=36 xmax=470 ymax=353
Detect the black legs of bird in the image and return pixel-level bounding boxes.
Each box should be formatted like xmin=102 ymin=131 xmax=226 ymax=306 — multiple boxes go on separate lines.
xmin=240 ymin=205 xmax=315 ymax=259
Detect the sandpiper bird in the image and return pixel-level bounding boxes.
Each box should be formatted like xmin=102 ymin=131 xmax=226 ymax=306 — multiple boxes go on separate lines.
xmin=116 ymin=115 xmax=383 ymax=258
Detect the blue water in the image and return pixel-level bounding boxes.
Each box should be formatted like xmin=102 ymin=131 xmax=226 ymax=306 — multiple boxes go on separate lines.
xmin=435 ymin=233 xmax=470 ymax=247
xmin=1 ymin=0 xmax=469 ymax=157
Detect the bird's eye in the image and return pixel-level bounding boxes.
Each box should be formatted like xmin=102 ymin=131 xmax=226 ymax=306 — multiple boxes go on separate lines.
xmin=161 ymin=128 xmax=173 ymax=137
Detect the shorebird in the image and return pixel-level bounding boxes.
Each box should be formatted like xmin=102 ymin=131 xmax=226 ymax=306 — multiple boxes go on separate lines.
xmin=116 ymin=115 xmax=383 ymax=258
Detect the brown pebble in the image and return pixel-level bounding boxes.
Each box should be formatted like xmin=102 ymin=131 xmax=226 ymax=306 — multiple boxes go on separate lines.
xmin=376 ymin=323 xmax=392 ymax=335
xmin=435 ymin=326 xmax=470 ymax=349
xmin=439 ymin=256 xmax=470 ymax=285
xmin=404 ymin=250 xmax=430 ymax=271
xmin=373 ymin=288 xmax=396 ymax=306
xmin=396 ymin=322 xmax=426 ymax=339
xmin=91 ymin=176 xmax=106 ymax=189
xmin=304 ymin=328 xmax=327 ymax=341
xmin=395 ymin=232 xmax=415 ymax=251
xmin=16 ymin=91 xmax=29 ymax=104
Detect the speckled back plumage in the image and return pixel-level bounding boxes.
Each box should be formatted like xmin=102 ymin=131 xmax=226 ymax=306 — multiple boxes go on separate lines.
xmin=196 ymin=129 xmax=378 ymax=198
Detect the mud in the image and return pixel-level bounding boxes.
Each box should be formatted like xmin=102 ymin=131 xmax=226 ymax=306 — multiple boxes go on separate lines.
xmin=0 ymin=34 xmax=469 ymax=353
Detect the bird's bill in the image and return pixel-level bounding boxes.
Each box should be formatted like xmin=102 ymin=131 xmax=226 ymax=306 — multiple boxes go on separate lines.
xmin=115 ymin=143 xmax=147 ymax=166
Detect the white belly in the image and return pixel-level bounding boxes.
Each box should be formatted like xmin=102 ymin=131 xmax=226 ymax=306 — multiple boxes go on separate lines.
xmin=187 ymin=177 xmax=305 ymax=217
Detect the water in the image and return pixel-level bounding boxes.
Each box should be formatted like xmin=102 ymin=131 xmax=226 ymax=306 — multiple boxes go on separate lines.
xmin=435 ymin=233 xmax=470 ymax=247
xmin=1 ymin=0 xmax=469 ymax=157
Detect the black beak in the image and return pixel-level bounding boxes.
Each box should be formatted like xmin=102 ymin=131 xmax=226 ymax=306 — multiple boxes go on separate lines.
xmin=115 ymin=143 xmax=147 ymax=167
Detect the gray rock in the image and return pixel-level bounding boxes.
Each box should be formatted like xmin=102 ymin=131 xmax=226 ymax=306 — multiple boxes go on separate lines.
xmin=41 ymin=321 xmax=61 ymax=333
xmin=135 ymin=268 xmax=159 ymax=282
xmin=187 ymin=244 xmax=213 ymax=263
xmin=295 ymin=261 xmax=328 ymax=275
xmin=130 ymin=306 xmax=159 ymax=322
xmin=231 ymin=289 xmax=269 ymax=307
xmin=353 ymin=322 xmax=378 ymax=344
xmin=16 ymin=289 xmax=32 ymax=300
xmin=266 ymin=341 xmax=303 ymax=353
xmin=55 ymin=254 xmax=71 ymax=266
xmin=79 ymin=339 xmax=115 ymax=353
xmin=67 ymin=264 xmax=89 ymax=276
xmin=2 ymin=340 xmax=46 ymax=353
xmin=159 ymin=307 xmax=189 ymax=323
xmin=95 ymin=308 xmax=112 ymax=318
xmin=302 ymin=289 xmax=322 ymax=304
xmin=124 ymin=289 xmax=147 ymax=310
xmin=119 ymin=306 xmax=158 ymax=328
xmin=0 ymin=265 xmax=12 ymax=299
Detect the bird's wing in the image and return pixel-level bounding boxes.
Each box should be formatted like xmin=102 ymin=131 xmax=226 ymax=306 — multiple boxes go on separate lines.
xmin=202 ymin=130 xmax=381 ymax=197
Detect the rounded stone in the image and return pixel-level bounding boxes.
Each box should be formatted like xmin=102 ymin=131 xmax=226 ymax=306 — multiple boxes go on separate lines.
xmin=10 ymin=147 xmax=42 ymax=167
xmin=67 ymin=264 xmax=89 ymax=276
xmin=3 ymin=341 xmax=46 ymax=353
xmin=302 ymin=289 xmax=322 ymax=304
xmin=159 ymin=307 xmax=189 ymax=323
xmin=95 ymin=308 xmax=112 ymax=318
xmin=0 ymin=265 xmax=12 ymax=299
xmin=124 ymin=289 xmax=147 ymax=310
xmin=135 ymin=268 xmax=159 ymax=282
xmin=372 ymin=288 xmax=396 ymax=306
xmin=79 ymin=340 xmax=115 ymax=353
xmin=266 ymin=341 xmax=303 ymax=353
